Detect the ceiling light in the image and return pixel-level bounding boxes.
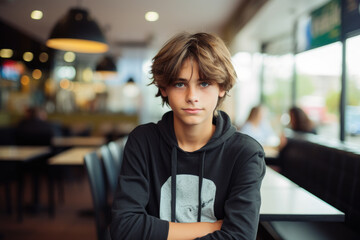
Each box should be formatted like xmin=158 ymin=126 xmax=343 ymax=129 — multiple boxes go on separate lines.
xmin=145 ymin=11 xmax=159 ymax=22
xmin=39 ymin=52 xmax=49 ymax=63
xmin=23 ymin=52 xmax=34 ymax=62
xmin=31 ymin=10 xmax=43 ymax=20
xmin=46 ymin=8 xmax=108 ymax=53
xmin=64 ymin=51 xmax=76 ymax=62
xmin=60 ymin=79 xmax=71 ymax=89
xmin=95 ymin=55 xmax=117 ymax=78
xmin=82 ymin=67 xmax=93 ymax=82
xmin=32 ymin=69 xmax=42 ymax=79
xmin=21 ymin=75 xmax=30 ymax=85
xmin=0 ymin=49 xmax=13 ymax=58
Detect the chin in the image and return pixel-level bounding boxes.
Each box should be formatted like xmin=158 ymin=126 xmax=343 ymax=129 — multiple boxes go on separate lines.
xmin=181 ymin=115 xmax=206 ymax=126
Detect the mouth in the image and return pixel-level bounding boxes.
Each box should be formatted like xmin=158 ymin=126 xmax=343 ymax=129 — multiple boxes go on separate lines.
xmin=183 ymin=108 xmax=202 ymax=114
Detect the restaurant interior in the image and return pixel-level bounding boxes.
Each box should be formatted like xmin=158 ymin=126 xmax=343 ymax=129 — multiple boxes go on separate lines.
xmin=0 ymin=0 xmax=360 ymax=239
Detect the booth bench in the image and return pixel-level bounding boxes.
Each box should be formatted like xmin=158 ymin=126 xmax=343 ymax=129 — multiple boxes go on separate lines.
xmin=261 ymin=131 xmax=360 ymax=240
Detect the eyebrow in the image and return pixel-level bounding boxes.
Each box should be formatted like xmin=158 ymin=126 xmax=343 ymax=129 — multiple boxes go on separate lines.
xmin=175 ymin=77 xmax=209 ymax=82
xmin=175 ymin=78 xmax=188 ymax=82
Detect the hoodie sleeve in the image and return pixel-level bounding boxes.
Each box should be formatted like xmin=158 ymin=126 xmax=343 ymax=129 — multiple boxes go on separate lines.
xmin=198 ymin=145 xmax=266 ymax=240
xmin=110 ymin=128 xmax=169 ymax=240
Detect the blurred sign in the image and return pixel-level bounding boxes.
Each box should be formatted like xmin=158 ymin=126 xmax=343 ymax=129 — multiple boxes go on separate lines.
xmin=0 ymin=60 xmax=24 ymax=81
xmin=341 ymin=0 xmax=360 ymax=37
xmin=296 ymin=0 xmax=340 ymax=53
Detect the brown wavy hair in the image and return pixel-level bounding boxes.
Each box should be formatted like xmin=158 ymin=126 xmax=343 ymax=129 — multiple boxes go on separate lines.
xmin=289 ymin=106 xmax=316 ymax=133
xmin=150 ymin=32 xmax=237 ymax=108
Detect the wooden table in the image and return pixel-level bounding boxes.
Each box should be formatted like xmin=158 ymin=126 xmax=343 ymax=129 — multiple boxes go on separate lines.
xmin=0 ymin=146 xmax=51 ymax=221
xmin=47 ymin=147 xmax=97 ymax=216
xmin=260 ymin=167 xmax=345 ymax=222
xmin=0 ymin=146 xmax=50 ymax=161
xmin=48 ymin=147 xmax=97 ymax=165
xmin=51 ymin=136 xmax=106 ymax=148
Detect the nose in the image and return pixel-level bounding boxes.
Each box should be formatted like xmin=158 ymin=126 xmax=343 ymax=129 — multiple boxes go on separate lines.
xmin=186 ymin=85 xmax=199 ymax=103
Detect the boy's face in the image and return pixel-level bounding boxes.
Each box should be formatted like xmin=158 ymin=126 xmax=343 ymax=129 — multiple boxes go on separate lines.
xmin=160 ymin=59 xmax=225 ymax=129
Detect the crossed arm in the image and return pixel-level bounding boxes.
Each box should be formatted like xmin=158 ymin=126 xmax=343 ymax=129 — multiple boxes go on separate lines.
xmin=167 ymin=220 xmax=223 ymax=240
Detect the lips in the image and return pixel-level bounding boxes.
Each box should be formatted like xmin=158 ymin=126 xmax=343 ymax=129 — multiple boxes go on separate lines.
xmin=183 ymin=108 xmax=201 ymax=114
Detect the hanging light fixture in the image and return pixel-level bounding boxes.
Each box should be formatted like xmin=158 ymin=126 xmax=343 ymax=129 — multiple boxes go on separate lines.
xmin=95 ymin=55 xmax=117 ymax=78
xmin=46 ymin=8 xmax=109 ymax=53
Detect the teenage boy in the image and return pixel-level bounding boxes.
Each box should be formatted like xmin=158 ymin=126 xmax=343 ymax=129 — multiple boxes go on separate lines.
xmin=110 ymin=32 xmax=266 ymax=240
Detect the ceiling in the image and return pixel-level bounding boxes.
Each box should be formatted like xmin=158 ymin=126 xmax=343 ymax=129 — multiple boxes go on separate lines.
xmin=231 ymin=0 xmax=329 ymax=53
xmin=0 ymin=0 xmax=247 ymax=55
xmin=0 ymin=0 xmax=330 ymax=56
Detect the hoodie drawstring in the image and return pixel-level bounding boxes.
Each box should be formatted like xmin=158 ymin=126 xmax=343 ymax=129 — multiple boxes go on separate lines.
xmin=170 ymin=147 xmax=206 ymax=223
xmin=171 ymin=147 xmax=177 ymax=222
xmin=197 ymin=151 xmax=205 ymax=222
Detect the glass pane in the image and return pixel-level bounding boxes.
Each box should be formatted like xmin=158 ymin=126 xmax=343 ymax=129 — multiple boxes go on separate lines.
xmin=345 ymin=35 xmax=360 ymax=144
xmin=232 ymin=52 xmax=263 ymax=126
xmin=263 ymin=54 xmax=294 ymax=134
xmin=295 ymin=42 xmax=342 ymax=139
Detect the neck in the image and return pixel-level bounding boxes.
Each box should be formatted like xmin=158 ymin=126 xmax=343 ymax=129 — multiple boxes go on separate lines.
xmin=174 ymin=119 xmax=215 ymax=152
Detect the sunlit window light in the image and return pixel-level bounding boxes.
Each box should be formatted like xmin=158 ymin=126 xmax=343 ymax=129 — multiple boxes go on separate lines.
xmin=296 ymin=42 xmax=341 ymax=76
xmin=31 ymin=10 xmax=43 ymax=20
xmin=145 ymin=11 xmax=159 ymax=22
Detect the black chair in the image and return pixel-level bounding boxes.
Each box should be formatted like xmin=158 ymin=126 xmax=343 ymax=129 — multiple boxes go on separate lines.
xmin=84 ymin=151 xmax=111 ymax=240
xmin=108 ymin=137 xmax=127 ymax=173
xmin=100 ymin=145 xmax=118 ymax=196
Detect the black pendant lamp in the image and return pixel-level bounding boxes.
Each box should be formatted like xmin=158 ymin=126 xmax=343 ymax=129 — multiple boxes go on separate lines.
xmin=96 ymin=55 xmax=116 ymax=72
xmin=95 ymin=55 xmax=117 ymax=78
xmin=46 ymin=8 xmax=109 ymax=53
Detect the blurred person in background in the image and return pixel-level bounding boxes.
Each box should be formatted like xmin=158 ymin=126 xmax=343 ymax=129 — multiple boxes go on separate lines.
xmin=15 ymin=106 xmax=62 ymax=211
xmin=240 ymin=105 xmax=281 ymax=147
xmin=288 ymin=106 xmax=317 ymax=134
xmin=16 ymin=106 xmax=61 ymax=145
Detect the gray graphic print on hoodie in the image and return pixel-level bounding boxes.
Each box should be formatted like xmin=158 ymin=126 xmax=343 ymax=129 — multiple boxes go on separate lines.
xmin=110 ymin=110 xmax=266 ymax=240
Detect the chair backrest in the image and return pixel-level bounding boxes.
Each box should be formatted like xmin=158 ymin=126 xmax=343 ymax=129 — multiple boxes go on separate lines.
xmin=108 ymin=139 xmax=125 ymax=173
xmin=84 ymin=151 xmax=109 ymax=240
xmin=101 ymin=145 xmax=118 ymax=195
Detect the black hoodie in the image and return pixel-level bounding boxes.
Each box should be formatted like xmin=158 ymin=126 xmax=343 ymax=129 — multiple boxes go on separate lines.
xmin=110 ymin=111 xmax=265 ymax=240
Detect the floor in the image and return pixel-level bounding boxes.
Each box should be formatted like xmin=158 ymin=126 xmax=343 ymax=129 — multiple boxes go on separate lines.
xmin=0 ymin=169 xmax=97 ymax=240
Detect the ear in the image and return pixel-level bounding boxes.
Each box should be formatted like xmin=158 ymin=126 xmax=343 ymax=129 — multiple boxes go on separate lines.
xmin=219 ymin=89 xmax=226 ymax=98
xmin=160 ymin=87 xmax=168 ymax=97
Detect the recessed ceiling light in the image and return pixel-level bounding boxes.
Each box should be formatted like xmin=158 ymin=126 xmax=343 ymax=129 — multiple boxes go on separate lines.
xmin=31 ymin=10 xmax=43 ymax=20
xmin=145 ymin=11 xmax=159 ymax=22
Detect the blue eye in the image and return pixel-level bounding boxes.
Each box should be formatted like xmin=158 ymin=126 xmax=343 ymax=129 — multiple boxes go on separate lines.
xmin=174 ymin=82 xmax=185 ymax=88
xmin=200 ymin=82 xmax=209 ymax=87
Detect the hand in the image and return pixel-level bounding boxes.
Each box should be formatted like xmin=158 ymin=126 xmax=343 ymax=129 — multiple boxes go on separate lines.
xmin=213 ymin=220 xmax=223 ymax=231
xmin=167 ymin=220 xmax=224 ymax=240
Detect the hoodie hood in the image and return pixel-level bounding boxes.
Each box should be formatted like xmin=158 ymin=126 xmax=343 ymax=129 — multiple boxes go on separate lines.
xmin=157 ymin=110 xmax=236 ymax=222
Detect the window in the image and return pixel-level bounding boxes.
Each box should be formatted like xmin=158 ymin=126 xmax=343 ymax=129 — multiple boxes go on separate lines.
xmin=263 ymin=54 xmax=294 ymax=134
xmin=295 ymin=42 xmax=342 ymax=139
xmin=345 ymin=35 xmax=360 ymax=144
